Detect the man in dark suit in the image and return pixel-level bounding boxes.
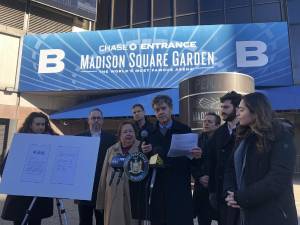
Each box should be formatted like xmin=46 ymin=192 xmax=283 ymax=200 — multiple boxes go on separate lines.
xmin=140 ymin=95 xmax=202 ymax=225
xmin=75 ymin=108 xmax=116 ymax=225
xmin=192 ymin=112 xmax=221 ymax=225
xmin=208 ymin=91 xmax=242 ymax=225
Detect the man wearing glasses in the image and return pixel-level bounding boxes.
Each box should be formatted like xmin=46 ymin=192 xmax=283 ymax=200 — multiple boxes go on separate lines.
xmin=75 ymin=108 xmax=116 ymax=225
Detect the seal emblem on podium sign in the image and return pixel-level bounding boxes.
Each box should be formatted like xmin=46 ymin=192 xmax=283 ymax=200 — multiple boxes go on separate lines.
xmin=124 ymin=152 xmax=149 ymax=182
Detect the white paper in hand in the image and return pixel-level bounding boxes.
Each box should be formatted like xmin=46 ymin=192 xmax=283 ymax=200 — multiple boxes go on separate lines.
xmin=167 ymin=133 xmax=198 ymax=159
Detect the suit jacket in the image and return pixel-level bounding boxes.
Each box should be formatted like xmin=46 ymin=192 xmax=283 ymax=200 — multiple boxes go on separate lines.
xmin=208 ymin=122 xmax=236 ymax=203
xmin=76 ymin=131 xmax=116 ymax=206
xmin=192 ymin=132 xmax=215 ymax=217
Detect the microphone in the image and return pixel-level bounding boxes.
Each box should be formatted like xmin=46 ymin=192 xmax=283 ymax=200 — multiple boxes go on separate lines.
xmin=140 ymin=129 xmax=149 ymax=145
xmin=109 ymin=154 xmax=126 ymax=186
xmin=148 ymin=154 xmax=164 ymax=205
xmin=149 ymin=153 xmax=164 ymax=168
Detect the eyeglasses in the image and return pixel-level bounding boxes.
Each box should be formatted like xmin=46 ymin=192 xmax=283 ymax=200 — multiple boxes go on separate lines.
xmin=121 ymin=130 xmax=135 ymax=134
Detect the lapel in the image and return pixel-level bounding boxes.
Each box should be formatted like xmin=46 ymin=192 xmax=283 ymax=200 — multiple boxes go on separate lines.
xmin=99 ymin=132 xmax=104 ymax=150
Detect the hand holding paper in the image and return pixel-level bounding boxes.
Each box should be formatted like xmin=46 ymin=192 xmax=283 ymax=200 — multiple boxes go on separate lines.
xmin=191 ymin=147 xmax=202 ymax=159
xmin=167 ymin=133 xmax=200 ymax=159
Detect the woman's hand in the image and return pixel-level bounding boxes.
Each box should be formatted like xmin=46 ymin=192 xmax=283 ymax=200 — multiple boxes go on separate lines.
xmin=225 ymin=191 xmax=240 ymax=208
xmin=141 ymin=141 xmax=152 ymax=154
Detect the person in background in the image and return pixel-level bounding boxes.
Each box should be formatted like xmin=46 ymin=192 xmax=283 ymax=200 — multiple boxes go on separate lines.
xmin=140 ymin=95 xmax=202 ymax=225
xmin=75 ymin=108 xmax=116 ymax=225
xmin=96 ymin=121 xmax=139 ymax=225
xmin=193 ymin=112 xmax=221 ymax=225
xmin=224 ymin=92 xmax=298 ymax=225
xmin=1 ymin=112 xmax=56 ymax=225
xmin=208 ymin=91 xmax=242 ymax=225
xmin=131 ymin=104 xmax=153 ymax=140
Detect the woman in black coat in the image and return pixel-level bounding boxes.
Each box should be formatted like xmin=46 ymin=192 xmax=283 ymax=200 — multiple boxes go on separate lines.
xmin=1 ymin=112 xmax=55 ymax=225
xmin=224 ymin=92 xmax=298 ymax=225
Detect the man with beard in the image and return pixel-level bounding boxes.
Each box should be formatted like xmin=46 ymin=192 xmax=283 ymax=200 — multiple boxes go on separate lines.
xmin=193 ymin=112 xmax=221 ymax=225
xmin=208 ymin=91 xmax=241 ymax=225
xmin=75 ymin=108 xmax=116 ymax=225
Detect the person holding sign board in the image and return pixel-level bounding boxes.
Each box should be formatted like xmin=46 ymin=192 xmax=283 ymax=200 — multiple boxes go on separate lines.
xmin=0 ymin=112 xmax=56 ymax=225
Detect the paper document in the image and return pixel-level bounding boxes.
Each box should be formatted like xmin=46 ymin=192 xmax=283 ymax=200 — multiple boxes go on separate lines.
xmin=0 ymin=133 xmax=100 ymax=200
xmin=167 ymin=133 xmax=199 ymax=159
xmin=21 ymin=144 xmax=51 ymax=183
xmin=50 ymin=146 xmax=80 ymax=185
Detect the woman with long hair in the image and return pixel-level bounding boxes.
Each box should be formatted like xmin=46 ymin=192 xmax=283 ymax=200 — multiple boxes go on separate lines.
xmin=18 ymin=112 xmax=56 ymax=135
xmin=224 ymin=92 xmax=297 ymax=225
xmin=96 ymin=121 xmax=139 ymax=225
xmin=1 ymin=112 xmax=56 ymax=225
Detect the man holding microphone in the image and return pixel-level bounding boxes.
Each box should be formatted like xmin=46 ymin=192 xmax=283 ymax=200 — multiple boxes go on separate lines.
xmin=140 ymin=95 xmax=202 ymax=225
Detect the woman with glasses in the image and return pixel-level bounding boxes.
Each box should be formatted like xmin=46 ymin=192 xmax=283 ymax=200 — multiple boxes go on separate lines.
xmin=1 ymin=112 xmax=56 ymax=225
xmin=96 ymin=121 xmax=139 ymax=225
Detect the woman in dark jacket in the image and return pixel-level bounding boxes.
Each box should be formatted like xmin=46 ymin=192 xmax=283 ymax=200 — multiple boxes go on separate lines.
xmin=1 ymin=112 xmax=56 ymax=225
xmin=224 ymin=92 xmax=298 ymax=225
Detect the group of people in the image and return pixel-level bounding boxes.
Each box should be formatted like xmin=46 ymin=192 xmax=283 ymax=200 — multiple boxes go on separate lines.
xmin=0 ymin=91 xmax=298 ymax=225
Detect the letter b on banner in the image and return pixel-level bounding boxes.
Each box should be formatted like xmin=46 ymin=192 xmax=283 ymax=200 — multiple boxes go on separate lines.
xmin=38 ymin=49 xmax=65 ymax=74
xmin=236 ymin=41 xmax=268 ymax=67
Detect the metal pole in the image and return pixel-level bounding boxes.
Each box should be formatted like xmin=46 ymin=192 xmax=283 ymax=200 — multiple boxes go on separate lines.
xmin=21 ymin=197 xmax=38 ymax=225
xmin=56 ymin=198 xmax=68 ymax=225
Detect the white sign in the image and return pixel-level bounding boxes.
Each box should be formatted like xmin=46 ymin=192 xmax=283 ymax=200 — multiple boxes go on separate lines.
xmin=0 ymin=133 xmax=100 ymax=200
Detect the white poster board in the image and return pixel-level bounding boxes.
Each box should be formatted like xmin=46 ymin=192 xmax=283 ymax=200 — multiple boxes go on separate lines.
xmin=0 ymin=133 xmax=100 ymax=200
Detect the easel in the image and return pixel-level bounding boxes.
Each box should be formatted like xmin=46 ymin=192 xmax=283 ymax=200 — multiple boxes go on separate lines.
xmin=21 ymin=197 xmax=68 ymax=225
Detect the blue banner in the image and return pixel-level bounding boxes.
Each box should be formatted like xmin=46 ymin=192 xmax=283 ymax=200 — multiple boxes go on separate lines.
xmin=19 ymin=22 xmax=292 ymax=92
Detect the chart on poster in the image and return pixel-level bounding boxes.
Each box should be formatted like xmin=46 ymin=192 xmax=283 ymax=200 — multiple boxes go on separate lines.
xmin=0 ymin=133 xmax=100 ymax=200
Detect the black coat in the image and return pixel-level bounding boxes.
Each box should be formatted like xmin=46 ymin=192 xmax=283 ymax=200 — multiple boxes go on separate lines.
xmin=1 ymin=196 xmax=53 ymax=222
xmin=208 ymin=122 xmax=236 ymax=203
xmin=0 ymin=155 xmax=53 ymax=222
xmin=224 ymin=126 xmax=298 ymax=225
xmin=133 ymin=119 xmax=154 ymax=141
xmin=133 ymin=120 xmax=198 ymax=225
xmin=76 ymin=131 xmax=116 ymax=206
xmin=192 ymin=132 xmax=215 ymax=218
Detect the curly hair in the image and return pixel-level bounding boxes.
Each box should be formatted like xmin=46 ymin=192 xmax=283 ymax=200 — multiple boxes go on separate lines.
xmin=18 ymin=112 xmax=56 ymax=134
xmin=220 ymin=91 xmax=242 ymax=108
